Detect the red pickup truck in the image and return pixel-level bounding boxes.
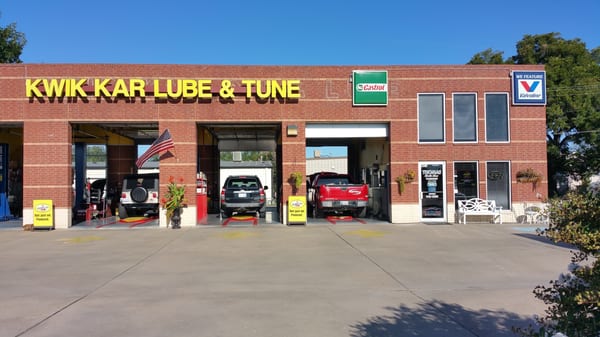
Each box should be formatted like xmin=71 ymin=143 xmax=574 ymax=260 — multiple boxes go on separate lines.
xmin=307 ymin=172 xmax=369 ymax=218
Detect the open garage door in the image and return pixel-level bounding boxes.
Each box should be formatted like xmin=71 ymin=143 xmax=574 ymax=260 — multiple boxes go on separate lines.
xmin=199 ymin=124 xmax=280 ymax=219
xmin=207 ymin=124 xmax=278 ymax=152
xmin=306 ymin=123 xmax=388 ymax=139
xmin=306 ymin=123 xmax=390 ymax=221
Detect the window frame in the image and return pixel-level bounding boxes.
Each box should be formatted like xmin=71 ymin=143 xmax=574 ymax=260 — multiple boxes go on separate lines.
xmin=484 ymin=92 xmax=510 ymax=143
xmin=417 ymin=93 xmax=446 ymax=144
xmin=485 ymin=161 xmax=511 ymax=210
xmin=452 ymin=92 xmax=478 ymax=143
xmin=453 ymin=161 xmax=479 ymax=201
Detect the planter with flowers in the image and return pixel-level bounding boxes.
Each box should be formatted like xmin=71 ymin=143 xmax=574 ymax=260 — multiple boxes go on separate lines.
xmin=516 ymin=168 xmax=543 ymax=190
xmin=288 ymin=171 xmax=304 ymax=195
xmin=162 ymin=176 xmax=187 ymax=229
xmin=395 ymin=169 xmax=416 ymax=195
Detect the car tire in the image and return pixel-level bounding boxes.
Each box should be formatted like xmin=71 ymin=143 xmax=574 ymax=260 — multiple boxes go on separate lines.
xmin=131 ymin=186 xmax=148 ymax=203
xmin=118 ymin=205 xmax=128 ymax=219
xmin=312 ymin=206 xmax=322 ymax=218
xmin=354 ymin=207 xmax=366 ymax=218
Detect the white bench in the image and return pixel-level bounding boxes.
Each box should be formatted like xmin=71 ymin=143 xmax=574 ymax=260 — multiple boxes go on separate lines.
xmin=457 ymin=198 xmax=502 ymax=224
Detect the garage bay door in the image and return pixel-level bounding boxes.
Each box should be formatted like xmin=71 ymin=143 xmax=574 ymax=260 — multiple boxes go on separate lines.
xmin=305 ymin=123 xmax=388 ymax=138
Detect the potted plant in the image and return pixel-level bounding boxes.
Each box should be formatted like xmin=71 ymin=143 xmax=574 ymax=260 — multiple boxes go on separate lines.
xmin=516 ymin=168 xmax=543 ymax=189
xmin=289 ymin=172 xmax=304 ymax=195
xmin=162 ymin=176 xmax=187 ymax=229
xmin=404 ymin=169 xmax=416 ymax=183
xmin=395 ymin=175 xmax=406 ymax=195
xmin=395 ymin=169 xmax=416 ymax=195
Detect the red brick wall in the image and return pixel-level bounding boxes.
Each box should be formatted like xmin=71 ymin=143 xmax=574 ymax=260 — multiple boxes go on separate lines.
xmin=0 ymin=64 xmax=547 ymax=221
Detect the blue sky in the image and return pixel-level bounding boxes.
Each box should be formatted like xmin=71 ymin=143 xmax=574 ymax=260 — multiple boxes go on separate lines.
xmin=2 ymin=1 xmax=599 ymax=65
xmin=3 ymin=1 xmax=598 ymax=158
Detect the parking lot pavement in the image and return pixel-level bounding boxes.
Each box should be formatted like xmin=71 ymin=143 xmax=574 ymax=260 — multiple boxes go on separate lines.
xmin=0 ymin=222 xmax=571 ymax=337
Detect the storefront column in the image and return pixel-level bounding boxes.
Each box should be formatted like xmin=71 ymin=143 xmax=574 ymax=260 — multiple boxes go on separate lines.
xmin=106 ymin=143 xmax=137 ymax=216
xmin=158 ymin=122 xmax=197 ymax=228
xmin=281 ymin=121 xmax=305 ymax=224
xmin=22 ymin=121 xmax=72 ymax=228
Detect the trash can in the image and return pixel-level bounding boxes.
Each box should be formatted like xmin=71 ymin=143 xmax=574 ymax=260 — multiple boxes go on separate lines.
xmin=265 ymin=211 xmax=273 ymax=224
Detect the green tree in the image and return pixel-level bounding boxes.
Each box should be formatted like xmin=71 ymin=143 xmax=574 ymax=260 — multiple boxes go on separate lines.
xmin=469 ymin=33 xmax=600 ymax=196
xmin=467 ymin=48 xmax=508 ymax=64
xmin=515 ymin=191 xmax=600 ymax=336
xmin=86 ymin=145 xmax=106 ymax=164
xmin=0 ymin=19 xmax=26 ymax=63
xmin=219 ymin=151 xmax=275 ymax=162
xmin=220 ymin=152 xmax=233 ymax=161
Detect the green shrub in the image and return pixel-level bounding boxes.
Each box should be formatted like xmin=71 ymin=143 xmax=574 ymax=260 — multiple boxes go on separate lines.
xmin=516 ymin=192 xmax=600 ymax=336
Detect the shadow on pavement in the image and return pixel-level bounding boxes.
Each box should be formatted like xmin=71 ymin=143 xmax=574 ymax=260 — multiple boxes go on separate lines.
xmin=513 ymin=233 xmax=575 ymax=249
xmin=350 ymin=300 xmax=538 ymax=337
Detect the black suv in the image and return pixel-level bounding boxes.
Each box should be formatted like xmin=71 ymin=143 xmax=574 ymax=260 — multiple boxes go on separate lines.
xmin=220 ymin=175 xmax=268 ymax=217
xmin=118 ymin=173 xmax=160 ymax=219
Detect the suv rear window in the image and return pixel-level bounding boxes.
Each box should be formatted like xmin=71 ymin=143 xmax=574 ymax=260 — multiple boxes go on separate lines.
xmin=226 ymin=178 xmax=260 ymax=189
xmin=124 ymin=176 xmax=158 ymax=190
xmin=317 ymin=177 xmax=351 ymax=186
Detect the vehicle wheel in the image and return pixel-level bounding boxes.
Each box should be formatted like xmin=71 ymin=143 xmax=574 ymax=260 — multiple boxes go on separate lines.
xmin=131 ymin=186 xmax=148 ymax=203
xmin=118 ymin=205 xmax=128 ymax=219
xmin=312 ymin=206 xmax=322 ymax=218
xmin=354 ymin=207 xmax=367 ymax=218
xmin=224 ymin=210 xmax=233 ymax=218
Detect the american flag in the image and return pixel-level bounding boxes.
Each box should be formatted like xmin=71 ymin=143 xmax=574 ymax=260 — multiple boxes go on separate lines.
xmin=136 ymin=129 xmax=175 ymax=168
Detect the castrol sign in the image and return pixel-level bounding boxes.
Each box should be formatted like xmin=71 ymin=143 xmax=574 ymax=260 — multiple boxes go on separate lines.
xmin=353 ymin=70 xmax=388 ymax=106
xmin=356 ymin=83 xmax=388 ymax=92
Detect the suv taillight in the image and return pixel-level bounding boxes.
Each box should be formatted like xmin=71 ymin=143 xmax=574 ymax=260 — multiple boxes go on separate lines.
xmin=259 ymin=188 xmax=265 ymax=203
xmin=221 ymin=188 xmax=225 ymax=204
xmin=121 ymin=192 xmax=126 ymax=199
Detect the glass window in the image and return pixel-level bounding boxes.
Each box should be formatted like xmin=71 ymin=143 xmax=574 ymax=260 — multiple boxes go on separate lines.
xmin=454 ymin=162 xmax=478 ymax=205
xmin=453 ymin=93 xmax=477 ymax=142
xmin=487 ymin=161 xmax=510 ymax=210
xmin=485 ymin=93 xmax=509 ymax=142
xmin=418 ymin=94 xmax=445 ymax=142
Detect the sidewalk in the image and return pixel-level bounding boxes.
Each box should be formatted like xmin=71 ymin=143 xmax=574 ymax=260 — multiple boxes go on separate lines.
xmin=0 ymin=223 xmax=570 ymax=337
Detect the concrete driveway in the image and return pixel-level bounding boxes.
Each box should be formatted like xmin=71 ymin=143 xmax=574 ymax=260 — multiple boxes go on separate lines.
xmin=0 ymin=223 xmax=570 ymax=337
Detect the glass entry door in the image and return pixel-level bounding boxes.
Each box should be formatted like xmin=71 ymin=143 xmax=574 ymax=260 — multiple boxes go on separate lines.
xmin=419 ymin=162 xmax=446 ymax=222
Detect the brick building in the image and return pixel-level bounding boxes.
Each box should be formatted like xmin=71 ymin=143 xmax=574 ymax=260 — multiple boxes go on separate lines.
xmin=0 ymin=64 xmax=547 ymax=227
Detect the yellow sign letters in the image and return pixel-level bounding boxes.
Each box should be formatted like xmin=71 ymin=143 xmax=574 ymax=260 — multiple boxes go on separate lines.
xmin=26 ymin=78 xmax=301 ymax=101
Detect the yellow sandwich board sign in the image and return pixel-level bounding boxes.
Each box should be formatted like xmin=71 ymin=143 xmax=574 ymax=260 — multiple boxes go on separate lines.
xmin=33 ymin=199 xmax=54 ymax=229
xmin=287 ymin=196 xmax=307 ymax=225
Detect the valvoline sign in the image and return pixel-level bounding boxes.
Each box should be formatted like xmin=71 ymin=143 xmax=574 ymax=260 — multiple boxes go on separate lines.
xmin=512 ymin=71 xmax=546 ymax=105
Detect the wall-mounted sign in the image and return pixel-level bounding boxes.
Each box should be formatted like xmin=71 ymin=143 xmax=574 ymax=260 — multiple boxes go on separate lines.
xmin=352 ymin=70 xmax=388 ymax=106
xmin=512 ymin=71 xmax=546 ymax=105
xmin=26 ymin=78 xmax=301 ymax=102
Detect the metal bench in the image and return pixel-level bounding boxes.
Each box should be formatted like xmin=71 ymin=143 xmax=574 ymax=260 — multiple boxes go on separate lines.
xmin=457 ymin=198 xmax=502 ymax=224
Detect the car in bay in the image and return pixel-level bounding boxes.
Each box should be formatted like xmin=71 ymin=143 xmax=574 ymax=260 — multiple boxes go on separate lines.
xmin=118 ymin=173 xmax=160 ymax=219
xmin=220 ymin=175 xmax=268 ymax=218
